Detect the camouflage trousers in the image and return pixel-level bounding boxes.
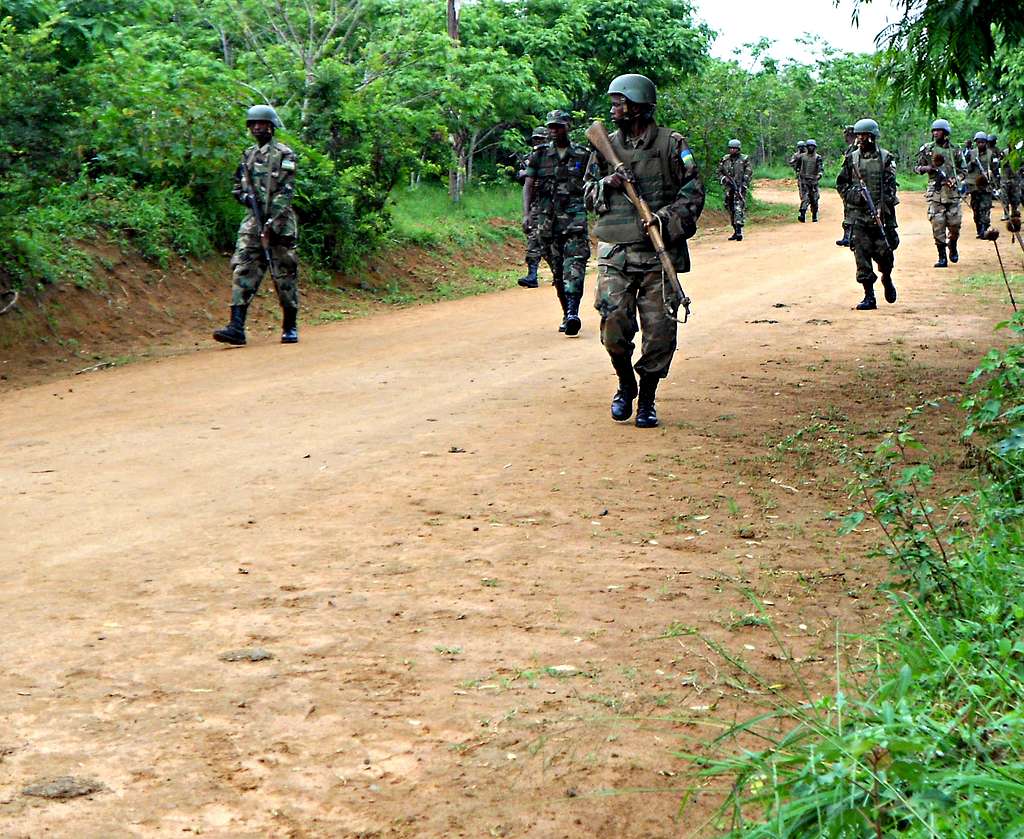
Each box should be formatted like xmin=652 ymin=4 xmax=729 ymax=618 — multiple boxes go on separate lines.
xmin=725 ymin=189 xmax=747 ymax=227
xmin=927 ymin=198 xmax=962 ymax=245
xmin=230 ymin=231 xmax=299 ymax=310
xmin=799 ymin=179 xmax=820 ymax=214
xmin=524 ymin=225 xmax=544 ymax=264
xmin=1002 ymin=179 xmax=1021 ymax=218
xmin=541 ymin=229 xmax=590 ymax=297
xmin=969 ymin=191 xmax=993 ymax=231
xmin=594 ymin=241 xmax=690 ymax=378
xmin=850 ymin=223 xmax=898 ymax=286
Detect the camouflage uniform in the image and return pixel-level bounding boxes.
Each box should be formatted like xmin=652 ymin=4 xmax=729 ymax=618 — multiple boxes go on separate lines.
xmin=718 ymin=152 xmax=752 ymax=227
xmin=836 ymin=146 xmax=899 ymax=300
xmin=1001 ymin=152 xmax=1022 ymax=220
xmin=916 ymin=140 xmax=964 ymax=249
xmin=231 ymin=140 xmax=298 ymax=310
xmin=584 ymin=122 xmax=704 ymax=379
xmin=524 ymin=142 xmax=591 ymax=298
xmin=966 ymin=145 xmax=997 ymax=236
xmin=797 ymin=149 xmax=824 ymax=219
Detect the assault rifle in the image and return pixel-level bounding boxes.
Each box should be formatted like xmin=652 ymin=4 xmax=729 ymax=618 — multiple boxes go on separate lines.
xmin=585 ymin=119 xmax=691 ymax=322
xmin=241 ymin=167 xmax=279 ymax=285
xmin=850 ymin=160 xmax=893 ymax=254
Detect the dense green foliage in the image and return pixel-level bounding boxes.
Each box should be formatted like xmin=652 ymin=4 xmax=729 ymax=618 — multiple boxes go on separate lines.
xmin=0 ymin=0 xmax=1013 ymax=293
xmin=686 ymin=314 xmax=1024 ymax=835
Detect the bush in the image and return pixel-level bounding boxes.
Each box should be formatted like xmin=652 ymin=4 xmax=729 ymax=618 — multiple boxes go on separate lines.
xmin=684 ymin=314 xmax=1024 ymax=836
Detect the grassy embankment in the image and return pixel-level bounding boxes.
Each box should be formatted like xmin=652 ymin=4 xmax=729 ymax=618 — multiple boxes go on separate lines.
xmin=683 ymin=309 xmax=1024 ymax=836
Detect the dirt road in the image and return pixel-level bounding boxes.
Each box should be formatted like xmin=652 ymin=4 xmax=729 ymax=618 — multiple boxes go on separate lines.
xmin=0 ymin=186 xmax=1013 ymax=837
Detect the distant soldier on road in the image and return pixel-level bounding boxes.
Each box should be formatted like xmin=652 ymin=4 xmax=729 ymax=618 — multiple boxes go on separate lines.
xmin=517 ymin=125 xmax=550 ymax=290
xmin=584 ymin=74 xmax=704 ymax=428
xmin=521 ymin=110 xmax=590 ymax=336
xmin=1000 ymin=142 xmax=1022 ymax=224
xmin=214 ymin=105 xmax=299 ymax=346
xmin=718 ymin=139 xmax=752 ymax=241
xmin=836 ymin=118 xmax=899 ymax=311
xmin=966 ymin=131 xmax=998 ymax=238
xmin=836 ymin=125 xmax=857 ymax=246
xmin=797 ymin=139 xmax=823 ymax=223
xmin=914 ymin=118 xmax=965 ymax=268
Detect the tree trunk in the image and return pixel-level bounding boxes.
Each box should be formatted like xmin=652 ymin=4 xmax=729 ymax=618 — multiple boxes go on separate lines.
xmin=447 ymin=0 xmax=462 ymax=202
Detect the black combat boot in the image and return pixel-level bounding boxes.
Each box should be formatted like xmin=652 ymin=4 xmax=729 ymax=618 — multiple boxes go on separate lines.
xmin=836 ymin=225 xmax=850 ymax=247
xmin=934 ymin=243 xmax=948 ymax=268
xmin=213 ymin=304 xmax=248 ymax=345
xmin=555 ymin=283 xmax=568 ymax=333
xmin=563 ymin=293 xmax=581 ymax=337
xmin=798 ymin=210 xmax=806 ymax=223
xmin=635 ymin=375 xmax=660 ymax=428
xmin=948 ymin=238 xmax=959 ymax=263
xmin=811 ymin=207 xmax=819 ymax=222
xmin=880 ymin=271 xmax=897 ymax=304
xmin=281 ymin=307 xmax=299 ymax=343
xmin=727 ymin=225 xmax=739 ymax=241
xmin=734 ymin=225 xmax=743 ymax=241
xmin=976 ymin=222 xmax=985 ymax=239
xmin=855 ymin=282 xmax=877 ymax=310
xmin=517 ymin=259 xmax=540 ymax=288
xmin=610 ymin=355 xmax=638 ymax=422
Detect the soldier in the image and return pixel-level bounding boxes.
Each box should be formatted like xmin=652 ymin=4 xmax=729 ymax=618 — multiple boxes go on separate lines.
xmin=989 ymin=133 xmax=1011 ymax=221
xmin=521 ymin=110 xmax=590 ymax=336
xmin=790 ymin=141 xmax=807 ymax=207
xmin=517 ymin=125 xmax=550 ymax=290
xmin=914 ymin=118 xmax=965 ymax=267
xmin=797 ymin=139 xmax=823 ymax=222
xmin=1000 ymin=143 xmax=1022 ymax=224
xmin=836 ymin=118 xmax=899 ymax=311
xmin=836 ymin=125 xmax=857 ymax=246
xmin=718 ymin=139 xmax=752 ymax=241
xmin=965 ymin=131 xmax=998 ymax=238
xmin=214 ymin=105 xmax=299 ymax=346
xmin=584 ymin=74 xmax=704 ymax=428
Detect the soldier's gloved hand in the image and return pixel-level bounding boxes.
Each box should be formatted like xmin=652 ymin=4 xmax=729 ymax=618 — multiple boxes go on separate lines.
xmin=603 ymin=173 xmax=625 ymax=190
xmin=521 ymin=215 xmax=531 ymax=235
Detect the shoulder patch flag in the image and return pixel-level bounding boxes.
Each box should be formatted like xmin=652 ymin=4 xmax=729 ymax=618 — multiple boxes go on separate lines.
xmin=679 ymin=148 xmax=695 ymax=167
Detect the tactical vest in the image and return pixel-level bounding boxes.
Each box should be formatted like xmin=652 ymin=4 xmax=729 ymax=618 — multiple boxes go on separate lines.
xmin=966 ymin=148 xmax=995 ymax=191
xmin=593 ymin=126 xmax=682 ymax=244
xmin=531 ymin=144 xmax=588 ymax=214
xmin=798 ymin=153 xmax=821 ymax=180
xmin=849 ymin=148 xmax=893 ymax=223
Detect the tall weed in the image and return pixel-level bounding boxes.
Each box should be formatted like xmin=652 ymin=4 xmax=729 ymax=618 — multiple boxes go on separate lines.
xmin=683 ymin=314 xmax=1024 ymax=837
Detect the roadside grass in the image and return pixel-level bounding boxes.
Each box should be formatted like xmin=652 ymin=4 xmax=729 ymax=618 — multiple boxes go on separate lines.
xmin=958 ymin=271 xmax=1024 ymax=309
xmin=388 ymin=183 xmax=521 ymax=249
xmin=681 ymin=314 xmax=1024 ymax=836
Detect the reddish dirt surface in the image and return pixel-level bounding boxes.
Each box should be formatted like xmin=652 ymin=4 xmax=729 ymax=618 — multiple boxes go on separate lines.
xmin=0 ymin=186 xmax=1016 ymax=837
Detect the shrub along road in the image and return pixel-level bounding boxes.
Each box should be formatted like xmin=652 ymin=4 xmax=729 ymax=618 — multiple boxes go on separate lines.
xmin=0 ymin=189 xmax=1015 ymax=836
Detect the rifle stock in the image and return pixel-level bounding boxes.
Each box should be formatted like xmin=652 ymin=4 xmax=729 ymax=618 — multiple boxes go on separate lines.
xmin=586 ymin=120 xmax=690 ymax=320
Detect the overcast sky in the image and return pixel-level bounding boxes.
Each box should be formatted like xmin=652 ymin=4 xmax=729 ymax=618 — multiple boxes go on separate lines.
xmin=693 ymin=0 xmax=904 ymax=64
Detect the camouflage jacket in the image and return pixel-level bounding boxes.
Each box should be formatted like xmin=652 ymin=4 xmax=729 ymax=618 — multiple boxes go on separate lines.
xmin=584 ymin=121 xmax=704 ymax=246
xmin=788 ymin=151 xmax=804 ymax=172
xmin=965 ymin=147 xmax=998 ymax=193
xmin=916 ymin=140 xmax=965 ymax=183
xmin=524 ymin=142 xmax=589 ymax=234
xmin=836 ymin=147 xmax=898 ymax=228
xmin=232 ymin=139 xmax=298 ymax=237
xmin=718 ymin=154 xmax=752 ymax=194
xmin=797 ymin=152 xmax=823 ymax=181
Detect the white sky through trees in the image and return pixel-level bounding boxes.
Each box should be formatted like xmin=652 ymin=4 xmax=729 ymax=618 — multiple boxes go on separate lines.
xmin=693 ymin=0 xmax=903 ymax=62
